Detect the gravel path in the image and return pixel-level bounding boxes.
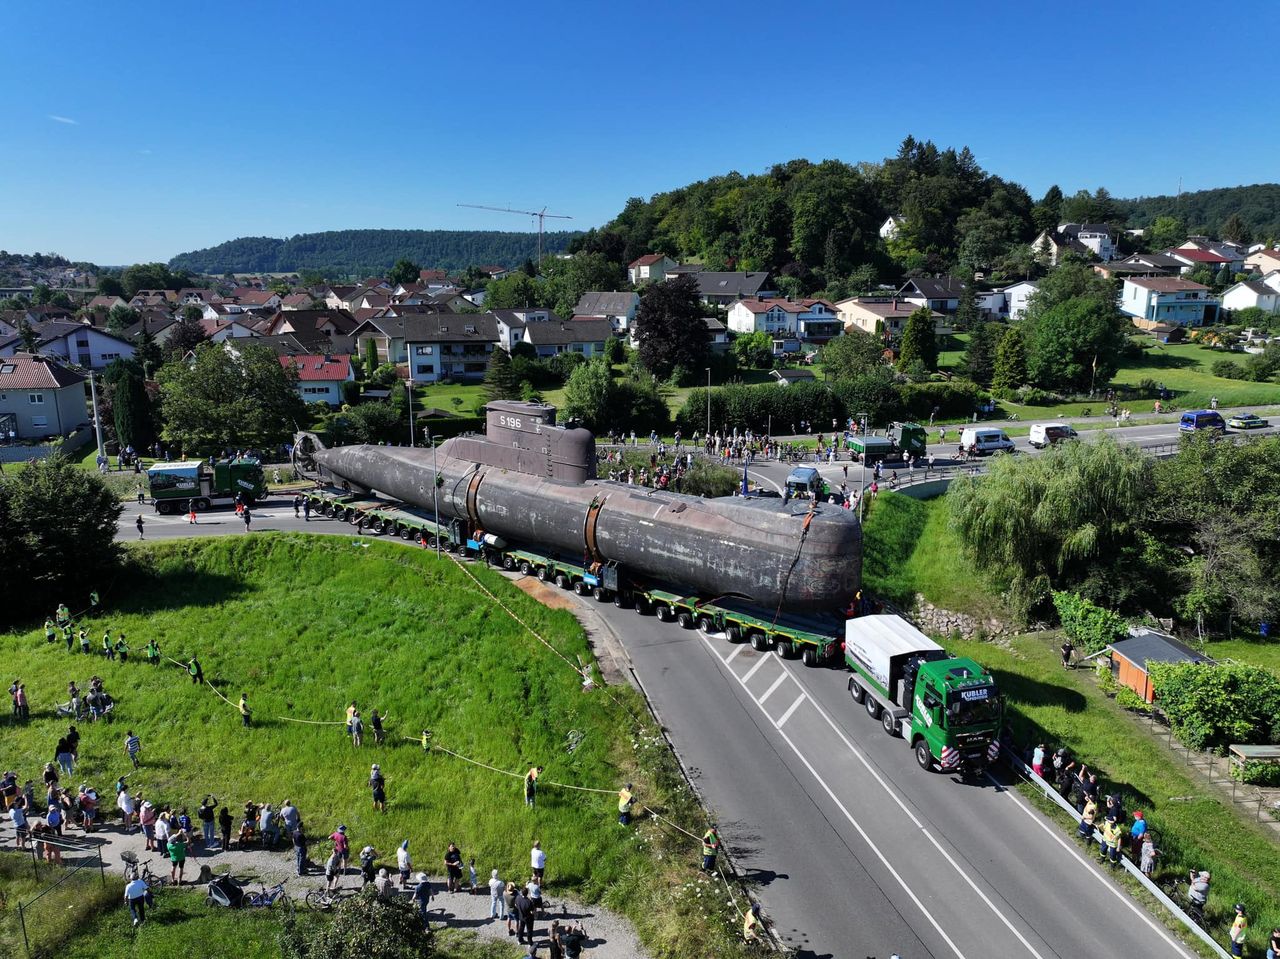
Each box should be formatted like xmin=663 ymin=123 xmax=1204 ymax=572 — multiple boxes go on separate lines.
xmin=0 ymin=816 xmax=647 ymax=957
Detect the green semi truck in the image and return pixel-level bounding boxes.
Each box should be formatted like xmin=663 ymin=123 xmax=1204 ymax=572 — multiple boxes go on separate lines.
xmin=844 ymin=614 xmax=1002 ymax=773
xmin=147 ymin=458 xmax=267 ymax=514
xmin=844 ymin=422 xmax=927 ymax=463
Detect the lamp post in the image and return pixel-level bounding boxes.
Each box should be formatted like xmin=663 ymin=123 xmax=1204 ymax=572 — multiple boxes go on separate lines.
xmin=856 ymin=411 xmax=868 ymax=523
xmin=705 ymin=367 xmax=711 ymax=442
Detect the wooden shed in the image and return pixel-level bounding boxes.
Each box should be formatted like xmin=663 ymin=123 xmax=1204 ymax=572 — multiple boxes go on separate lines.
xmin=1107 ymin=628 xmax=1211 ymax=703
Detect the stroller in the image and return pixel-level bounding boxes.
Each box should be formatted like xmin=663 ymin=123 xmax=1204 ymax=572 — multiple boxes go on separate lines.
xmin=206 ymin=874 xmax=245 ymax=909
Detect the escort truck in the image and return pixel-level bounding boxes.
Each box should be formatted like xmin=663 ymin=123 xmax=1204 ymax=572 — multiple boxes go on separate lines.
xmin=147 ymin=458 xmax=268 ymax=514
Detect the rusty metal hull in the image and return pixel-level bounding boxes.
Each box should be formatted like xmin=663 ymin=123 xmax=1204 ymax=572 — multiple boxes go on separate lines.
xmin=310 ymin=443 xmax=860 ymax=612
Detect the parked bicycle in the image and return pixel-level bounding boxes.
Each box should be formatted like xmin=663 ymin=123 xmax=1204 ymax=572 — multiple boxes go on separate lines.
xmin=245 ymin=880 xmax=294 ymax=916
xmin=304 ymin=886 xmax=351 ymax=911
xmin=121 ymin=850 xmax=168 ymax=887
xmin=1159 ymin=875 xmax=1206 ymax=927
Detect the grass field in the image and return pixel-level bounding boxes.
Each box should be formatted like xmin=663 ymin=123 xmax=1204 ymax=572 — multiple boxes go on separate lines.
xmin=1 ymin=536 xmax=744 ymax=959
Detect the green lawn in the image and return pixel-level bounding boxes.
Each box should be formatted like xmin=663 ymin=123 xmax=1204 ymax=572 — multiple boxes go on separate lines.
xmin=1111 ymin=340 xmax=1280 ymax=410
xmin=1199 ymin=634 xmax=1280 ymax=675
xmin=2 ymin=536 xmax=742 ymax=959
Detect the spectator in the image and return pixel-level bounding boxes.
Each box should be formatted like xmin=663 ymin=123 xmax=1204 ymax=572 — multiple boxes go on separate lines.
xmin=1031 ymin=744 xmax=1045 ymax=779
xmin=117 ymin=788 xmax=136 ymax=832
xmin=513 ymin=886 xmax=534 ymax=945
xmin=330 ymin=824 xmax=350 ymax=871
xmin=531 ymin=840 xmax=546 ymax=881
xmin=261 ymin=803 xmax=280 ymax=848
xmin=292 ymin=824 xmax=308 ymax=876
xmin=325 ymin=849 xmax=343 ymax=891
xmin=10 ymin=798 xmax=29 ymax=849
xmin=1129 ymin=810 xmax=1147 ymax=858
xmin=124 ymin=875 xmax=149 ymax=927
xmin=197 ymin=796 xmax=218 ymax=849
xmin=488 ymin=869 xmax=504 ymax=920
xmin=444 ymin=842 xmax=463 ymax=893
xmin=168 ymin=829 xmax=188 ymax=884
xmin=1230 ymin=904 xmax=1247 ymax=957
xmin=374 ymin=867 xmax=394 ymax=901
xmin=1139 ymin=833 xmax=1158 ymax=877
xmin=217 ymin=804 xmax=233 ymax=850
xmin=412 ymin=873 xmax=433 ymax=931
xmin=526 ymin=875 xmax=543 ymax=917
xmin=1077 ymin=796 xmax=1097 ymax=841
xmin=1265 ymin=926 xmax=1279 ymax=959
xmin=369 ymin=763 xmax=386 ymax=812
xmin=397 ymin=840 xmax=413 ymax=887
xmin=504 ymin=881 xmax=518 ymax=937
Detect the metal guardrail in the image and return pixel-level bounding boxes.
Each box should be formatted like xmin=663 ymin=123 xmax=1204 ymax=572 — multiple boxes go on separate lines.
xmin=1003 ymin=753 xmax=1231 ymax=959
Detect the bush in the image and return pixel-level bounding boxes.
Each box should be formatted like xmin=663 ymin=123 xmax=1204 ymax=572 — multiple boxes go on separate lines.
xmin=1148 ymin=661 xmax=1280 ymax=752
xmin=896 ymin=380 xmax=979 ymax=420
xmin=1012 ymin=385 xmax=1054 ymax=406
xmin=1230 ymin=760 xmax=1280 ymax=787
xmin=281 ymin=887 xmax=434 ymax=959
xmin=1211 ymin=359 xmax=1248 ymax=380
xmin=1114 ymin=687 xmax=1151 ymax=713
xmin=1052 ymin=591 xmax=1128 ymax=654
xmin=674 ymin=380 xmax=844 ymax=435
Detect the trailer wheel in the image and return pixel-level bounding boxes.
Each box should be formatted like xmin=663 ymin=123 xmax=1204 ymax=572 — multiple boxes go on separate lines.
xmin=502 ymin=555 xmax=516 ymax=571
xmin=882 ymin=709 xmax=898 ymax=737
xmin=655 ymin=604 xmax=673 ymax=622
xmin=696 ymin=615 xmax=715 ymax=633
xmin=593 ymin=587 xmax=610 ymax=602
xmin=864 ymin=696 xmax=881 ymax=720
xmin=676 ymin=611 xmax=694 ymax=629
xmin=156 ymin=501 xmax=173 ymax=515
xmin=849 ymin=679 xmax=865 ymax=704
xmin=748 ymin=630 xmax=771 ymax=651
xmin=518 ymin=560 xmax=533 ymax=575
xmin=775 ymin=640 xmax=798 ymax=659
xmin=633 ymin=597 xmax=650 ymax=615
xmin=554 ymin=573 xmax=570 ymax=589
xmin=536 ymin=566 xmax=549 ymax=582
xmin=400 ymin=526 xmax=413 ymax=540
xmin=194 ymin=498 xmax=211 ymax=511
xmin=613 ymin=591 xmax=631 ymax=609
xmin=573 ymin=580 xmax=588 ymax=596
xmin=915 ymin=740 xmax=934 ymax=771
xmin=801 ymin=646 xmax=821 ymax=667
xmin=725 ymin=625 xmax=744 ymax=644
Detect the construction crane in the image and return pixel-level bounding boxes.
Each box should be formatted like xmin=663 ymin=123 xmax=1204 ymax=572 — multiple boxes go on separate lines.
xmin=457 ymin=203 xmax=573 ymax=268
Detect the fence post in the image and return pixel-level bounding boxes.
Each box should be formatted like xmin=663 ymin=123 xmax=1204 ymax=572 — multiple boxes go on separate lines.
xmin=18 ymin=900 xmax=30 ymax=957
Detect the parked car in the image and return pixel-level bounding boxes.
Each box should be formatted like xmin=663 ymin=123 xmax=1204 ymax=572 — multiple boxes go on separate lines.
xmin=1179 ymin=410 xmax=1227 ymax=433
xmin=1029 ymin=423 xmax=1079 ymax=449
xmin=1226 ymin=412 xmax=1269 ymax=430
xmin=959 ymin=427 xmax=1016 ymax=455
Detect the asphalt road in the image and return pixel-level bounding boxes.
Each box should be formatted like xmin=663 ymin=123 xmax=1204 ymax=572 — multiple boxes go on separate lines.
xmin=116 ymin=507 xmax=1196 ymax=958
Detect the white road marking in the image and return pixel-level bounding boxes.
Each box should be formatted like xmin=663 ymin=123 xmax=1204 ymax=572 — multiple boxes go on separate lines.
xmin=724 ymin=643 xmax=747 ymax=665
xmin=698 ymin=629 xmax=1050 ymax=959
xmin=758 ymin=671 xmax=788 ymax=704
xmin=775 ymin=692 xmax=807 ymax=728
xmin=740 ymin=653 xmax=771 ymax=683
xmin=986 ymin=773 xmax=1195 ymax=958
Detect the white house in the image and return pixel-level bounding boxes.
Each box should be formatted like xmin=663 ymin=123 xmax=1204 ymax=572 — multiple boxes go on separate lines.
xmin=0 ymin=352 xmax=88 ymax=439
xmin=897 ymin=277 xmax=966 ymax=315
xmin=879 ymin=215 xmax=906 ymax=240
xmin=1244 ymin=248 xmax=1280 ymax=274
xmin=627 ymin=254 xmax=676 ymax=285
xmin=519 ymin=318 xmax=613 ymax=358
xmin=835 ymin=297 xmax=946 ymax=337
xmin=279 ymin=353 xmax=354 ymax=407
xmin=1222 ymin=273 xmax=1280 ymax=315
xmin=1000 ymin=280 xmax=1039 ymax=321
xmin=1033 ymin=224 xmax=1116 ymax=264
xmin=490 ymin=308 xmax=563 ymax=353
xmin=1121 ymin=277 xmax=1220 ymax=328
xmin=0 ymin=321 xmax=136 ymax=370
xmin=353 ymin=313 xmax=500 ymax=383
xmin=726 ymin=298 xmax=842 ymax=349
xmin=572 ymin=291 xmax=639 ymax=333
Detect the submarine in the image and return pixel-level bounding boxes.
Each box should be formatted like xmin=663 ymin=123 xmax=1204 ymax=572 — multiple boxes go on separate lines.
xmin=293 ymin=400 xmax=860 ymax=613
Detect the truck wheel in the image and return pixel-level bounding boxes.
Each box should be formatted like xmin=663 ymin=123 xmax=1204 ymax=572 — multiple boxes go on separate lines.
xmin=593 ymin=587 xmax=609 ymax=602
xmin=502 ymin=555 xmax=516 ymax=571
xmin=156 ymin=501 xmax=173 ymax=515
xmin=518 ymin=560 xmax=533 ymax=575
xmin=748 ymin=631 xmax=771 ymax=651
xmin=633 ymin=597 xmax=650 ymax=615
xmin=915 ymin=740 xmax=934 ymax=771
xmin=536 ymin=567 xmax=550 ymax=582
xmin=696 ymin=615 xmax=715 ymax=633
xmin=849 ymin=680 xmax=865 ymax=704
xmin=194 ymin=498 xmax=211 ymax=511
xmin=676 ymin=611 xmax=694 ymax=629
xmin=882 ymin=709 xmax=898 ymax=737
xmin=655 ymin=605 xmax=673 ymax=622
xmin=801 ymin=647 xmax=821 ymax=667
xmin=864 ymin=696 xmax=881 ymax=720
xmin=573 ymin=580 xmax=588 ymax=595
xmin=775 ymin=640 xmax=797 ymax=659
xmin=613 ymin=592 xmax=631 ymax=609
xmin=725 ymin=626 xmax=744 ymax=644
xmin=554 ymin=573 xmax=570 ymax=589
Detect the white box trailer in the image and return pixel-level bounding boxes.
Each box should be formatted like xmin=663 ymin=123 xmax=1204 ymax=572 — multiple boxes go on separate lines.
xmin=843 ymin=615 xmax=946 ymax=708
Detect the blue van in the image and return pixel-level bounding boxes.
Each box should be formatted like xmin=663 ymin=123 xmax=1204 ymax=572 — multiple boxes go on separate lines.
xmin=1179 ymin=410 xmax=1226 ymax=433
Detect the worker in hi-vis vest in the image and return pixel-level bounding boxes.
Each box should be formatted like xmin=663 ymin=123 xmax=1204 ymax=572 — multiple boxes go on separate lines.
xmin=617 ymin=783 xmax=635 ymax=826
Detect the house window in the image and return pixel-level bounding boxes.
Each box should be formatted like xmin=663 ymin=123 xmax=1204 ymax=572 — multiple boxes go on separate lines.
xmin=76 ymin=337 xmax=89 ymax=348
xmin=416 ymin=364 xmax=434 ymax=376
xmin=302 ymin=386 xmax=328 ymax=395
xmin=415 ymin=345 xmax=434 ymax=355
xmin=28 ymin=393 xmax=45 ymax=404
xmin=572 ymin=344 xmax=585 ymax=353
xmin=101 ymin=353 xmax=119 ymax=361
xmin=31 ymin=415 xmax=48 ymax=428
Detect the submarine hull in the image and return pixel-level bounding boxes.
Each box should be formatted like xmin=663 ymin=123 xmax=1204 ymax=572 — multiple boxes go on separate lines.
xmin=309 ymin=442 xmax=860 ymax=613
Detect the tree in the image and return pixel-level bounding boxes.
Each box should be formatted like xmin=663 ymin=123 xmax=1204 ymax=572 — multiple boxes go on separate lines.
xmin=954 ymin=282 xmax=980 ymax=332
xmin=96 ymin=275 xmax=126 ymax=297
xmin=561 ymin=358 xmax=669 ymax=435
xmin=632 ymin=274 xmax=709 ymax=380
xmin=1146 ymin=216 xmax=1186 ymax=251
xmin=484 ymin=273 xmax=543 ymax=310
xmin=1023 ymin=296 xmax=1127 ymax=392
xmin=0 ymin=456 xmax=122 ymax=620
xmin=1031 ymin=185 xmax=1063 ymax=233
xmin=821 ymin=329 xmax=883 ymax=382
xmin=16 ymin=318 xmax=39 ymax=355
xmin=32 ymin=284 xmax=52 ymax=305
xmin=107 ymin=304 xmax=140 ymax=333
xmin=539 ymin=252 xmax=625 ymax=318
xmin=165 ymin=314 xmax=209 ymax=360
xmin=121 ymin=262 xmax=186 ymax=297
xmin=961 ymin=322 xmax=1001 ymax=386
xmin=49 ymin=291 xmax=73 ymax=309
xmin=897 ymin=307 xmax=938 ymax=372
xmin=732 ymin=331 xmax=775 ymax=370
xmin=388 ymin=258 xmax=421 ymax=286
xmin=158 ymin=342 xmax=305 ymax=453
xmin=362 ymin=339 xmax=379 ymax=379
xmin=280 ymin=887 xmax=435 ymax=959
xmin=482 ymin=347 xmax=523 ymax=402
xmin=603 ymin=335 xmax=625 ymax=365
xmin=135 ymin=325 xmax=162 ymax=375
xmin=1219 ymin=212 xmax=1252 ymax=246
xmin=991 ymin=326 xmax=1027 ymax=393
xmin=104 ymin=358 xmax=155 ymax=451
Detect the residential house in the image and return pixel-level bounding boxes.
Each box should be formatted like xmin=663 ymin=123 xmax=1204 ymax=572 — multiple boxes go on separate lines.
xmin=324 ymin=285 xmax=357 ymax=310
xmin=693 ymin=271 xmax=772 ymax=306
xmin=0 ymin=311 xmax=20 ymax=337
xmin=265 ymin=308 xmax=358 ymax=348
xmin=418 ymin=269 xmax=450 ymax=285
xmin=1094 ymin=259 xmax=1174 ymax=280
xmin=835 ymin=297 xmax=946 ymax=337
xmin=177 ymin=288 xmax=219 ymax=306
xmin=279 ymin=353 xmax=354 ymax=407
xmin=121 ymin=313 xmax=181 ymax=350
xmin=519 ymin=318 xmax=614 ymax=358
xmin=879 ymin=215 xmax=906 ymax=240
xmin=86 ymin=294 xmax=127 ymax=312
xmin=1166 ymin=247 xmax=1233 ymax=276
xmin=898 ymin=277 xmax=966 ymax=315
xmin=1222 ymin=273 xmax=1280 ymax=315
xmin=1177 ymin=238 xmax=1245 ymax=274
xmin=396 ymin=288 xmax=475 ymax=312
xmin=352 ymin=313 xmax=500 ymax=383
xmin=1244 ymin=247 xmax=1280 ymax=274
xmin=1107 ymin=252 xmax=1181 ymax=276
xmin=725 ymin=298 xmax=842 ymax=349
xmin=231 ymin=290 xmax=282 ymax=310
xmin=1032 ymin=223 xmax=1116 ymax=265
xmin=666 ymin=263 xmax=705 ymax=280
xmin=280 ymin=292 xmax=314 ymax=310
xmin=1120 ymin=277 xmax=1220 ymax=328
xmin=0 ymin=321 xmax=135 ymax=369
xmin=0 ymin=353 xmax=88 ymax=439
xmin=627 ymin=254 xmax=676 ymax=285
xmin=572 ymin=291 xmax=639 ymax=333
xmin=476 ymin=265 xmax=510 ymax=281
xmin=999 ymin=280 xmax=1039 ymax=321
xmin=703 ymin=317 xmax=729 ymax=353
xmin=128 ymin=289 xmax=177 ymax=309
xmin=490 ymin=308 xmax=560 ymax=352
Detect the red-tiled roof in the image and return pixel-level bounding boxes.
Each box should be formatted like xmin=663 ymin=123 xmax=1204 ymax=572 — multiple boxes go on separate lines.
xmin=736 ymin=298 xmax=838 ymax=314
xmin=628 ymin=254 xmax=665 ymax=268
xmin=1170 ymin=248 xmax=1229 ymax=263
xmin=0 ymin=353 xmax=86 ymax=390
xmin=279 ymin=354 xmax=352 ymax=381
xmin=236 ymin=291 xmax=278 ymax=306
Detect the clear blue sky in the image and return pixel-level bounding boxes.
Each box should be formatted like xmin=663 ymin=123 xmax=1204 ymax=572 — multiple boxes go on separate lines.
xmin=4 ymin=0 xmax=1278 ymax=265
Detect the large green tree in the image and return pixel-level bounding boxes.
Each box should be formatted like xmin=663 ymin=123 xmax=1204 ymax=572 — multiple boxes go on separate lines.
xmin=158 ymin=342 xmax=305 ymax=453
xmin=0 ymin=456 xmax=122 ymax=619
xmin=731 ymin=331 xmax=775 ymax=370
xmin=991 ymin=325 xmax=1027 ymax=393
xmin=1145 ymin=215 xmax=1186 ymax=251
xmin=961 ymin=322 xmax=1001 ymax=386
xmin=121 ymin=262 xmax=187 ymax=297
xmin=482 ymin=346 xmax=523 ymax=401
xmin=896 ymin=307 xmax=938 ymax=372
xmin=632 ymin=274 xmax=709 ymax=380
xmin=561 ymin=357 xmax=669 ymax=434
xmin=388 ymin=258 xmax=421 ymax=286
xmin=821 ymin=329 xmax=883 ymax=382
xmin=104 ymin=358 xmax=155 ymax=451
xmin=107 ymin=304 xmax=140 ymax=333
xmin=1023 ymin=296 xmax=1128 ymax=392
xmin=483 ymin=273 xmax=543 ymax=310
xmin=539 ymin=252 xmax=625 ymax=318
xmin=164 ymin=313 xmax=209 ymax=360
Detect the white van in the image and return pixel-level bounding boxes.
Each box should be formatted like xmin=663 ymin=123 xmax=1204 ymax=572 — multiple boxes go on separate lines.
xmin=959 ymin=427 xmax=1015 ymax=455
xmin=1028 ymin=423 xmax=1078 ymax=449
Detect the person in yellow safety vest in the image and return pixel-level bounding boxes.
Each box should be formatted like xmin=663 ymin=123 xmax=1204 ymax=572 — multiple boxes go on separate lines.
xmin=56 ymin=604 xmax=70 ymax=626
xmin=701 ymin=825 xmax=720 ymax=871
xmin=524 ymin=766 xmax=543 ymax=809
xmin=44 ymin=619 xmax=56 ymax=643
xmin=1100 ymin=815 xmax=1122 ymax=866
xmin=617 ymin=783 xmax=635 ymax=826
xmin=743 ymin=902 xmax=763 ymax=942
xmin=1230 ymin=903 xmax=1247 ymax=957
xmin=421 ymin=730 xmax=431 ymax=752
xmin=239 ymin=694 xmax=251 ymax=728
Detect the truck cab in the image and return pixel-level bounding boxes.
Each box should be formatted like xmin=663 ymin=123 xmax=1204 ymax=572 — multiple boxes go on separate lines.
xmin=784 ymin=466 xmax=825 ymax=499
xmin=888 ymin=422 xmax=927 ymax=457
xmin=148 ymin=457 xmax=266 ymax=514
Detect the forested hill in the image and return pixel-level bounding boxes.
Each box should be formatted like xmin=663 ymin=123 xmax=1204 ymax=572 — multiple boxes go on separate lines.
xmin=1114 ymin=183 xmax=1280 ymax=241
xmin=167 ymin=229 xmax=581 ymax=275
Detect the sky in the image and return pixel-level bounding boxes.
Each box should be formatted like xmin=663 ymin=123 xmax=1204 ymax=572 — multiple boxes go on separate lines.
xmin=4 ymin=0 xmax=1279 ymax=265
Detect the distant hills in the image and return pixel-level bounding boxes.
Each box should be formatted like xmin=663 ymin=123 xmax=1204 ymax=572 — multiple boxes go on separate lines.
xmin=1114 ymin=183 xmax=1280 ymax=240
xmin=167 ymin=229 xmax=581 ymax=276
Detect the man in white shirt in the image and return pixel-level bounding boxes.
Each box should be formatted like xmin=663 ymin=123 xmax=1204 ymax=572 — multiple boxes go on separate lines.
xmin=488 ymin=869 xmax=504 ymax=919
xmin=530 ymin=840 xmax=546 ymax=881
xmin=124 ymin=876 xmax=149 ymax=926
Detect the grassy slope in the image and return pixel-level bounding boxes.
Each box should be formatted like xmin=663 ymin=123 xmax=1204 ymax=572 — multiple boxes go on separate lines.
xmin=1 ymin=536 xmax=740 ymax=958
xmin=862 ymin=490 xmax=1280 ymax=945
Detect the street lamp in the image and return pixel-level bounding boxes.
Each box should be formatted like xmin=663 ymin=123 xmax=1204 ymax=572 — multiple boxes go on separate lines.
xmin=856 ymin=411 xmax=868 ymax=522
xmin=406 ymin=375 xmax=415 ymax=447
xmin=705 ymin=367 xmax=712 ymax=442
xmin=426 ymin=424 xmax=441 ymax=558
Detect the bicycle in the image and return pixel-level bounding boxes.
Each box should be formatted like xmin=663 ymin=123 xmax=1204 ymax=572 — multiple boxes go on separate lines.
xmin=305 ymin=886 xmax=350 ymax=911
xmin=121 ymin=850 xmax=169 ymax=887
xmin=246 ymin=880 xmax=294 ymax=916
xmin=1158 ymin=876 xmax=1205 ymax=927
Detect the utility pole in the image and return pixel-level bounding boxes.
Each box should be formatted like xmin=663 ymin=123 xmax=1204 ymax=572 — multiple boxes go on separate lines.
xmin=406 ymin=375 xmax=415 ymax=447
xmin=427 ymin=426 xmax=441 ymax=559
xmin=856 ymin=412 xmax=868 ymax=523
xmin=457 ymin=204 xmax=573 ymax=268
xmin=88 ymin=371 xmax=105 ymax=460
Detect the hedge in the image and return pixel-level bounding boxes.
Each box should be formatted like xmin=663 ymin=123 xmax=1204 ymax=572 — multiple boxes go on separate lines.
xmin=673 ymin=381 xmax=844 ymax=435
xmin=1148 ymin=661 xmax=1280 ymax=752
xmin=1051 ymin=591 xmax=1128 ymax=654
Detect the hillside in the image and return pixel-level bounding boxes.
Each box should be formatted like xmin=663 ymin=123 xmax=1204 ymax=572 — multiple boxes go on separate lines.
xmin=1115 ymin=182 xmax=1280 ymax=240
xmin=168 ymin=228 xmax=581 ymax=275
